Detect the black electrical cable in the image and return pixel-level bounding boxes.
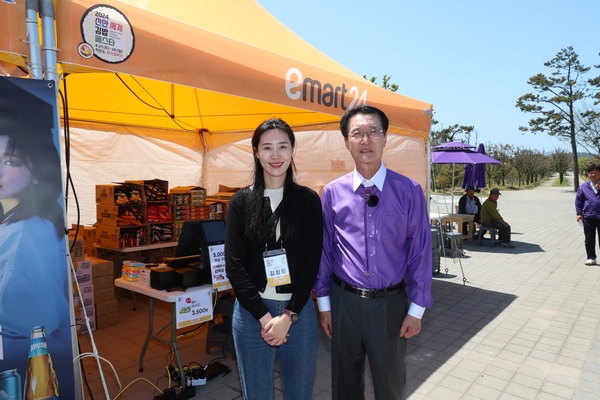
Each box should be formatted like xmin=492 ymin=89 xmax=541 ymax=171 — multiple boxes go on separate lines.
xmin=114 ymin=73 xmax=198 ymax=133
xmin=60 ymin=75 xmax=82 ymax=246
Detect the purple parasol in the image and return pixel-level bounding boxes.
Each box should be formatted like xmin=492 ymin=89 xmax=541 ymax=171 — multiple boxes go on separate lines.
xmin=462 ymin=143 xmax=489 ymax=189
xmin=431 ymin=141 xmax=502 ymax=210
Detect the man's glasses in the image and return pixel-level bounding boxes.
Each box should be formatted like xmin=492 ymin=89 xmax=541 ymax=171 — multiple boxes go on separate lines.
xmin=349 ymin=126 xmax=384 ymax=141
xmin=364 ymin=187 xmax=379 ymax=207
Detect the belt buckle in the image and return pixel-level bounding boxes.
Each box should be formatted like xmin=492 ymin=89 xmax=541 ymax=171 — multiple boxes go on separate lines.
xmin=357 ymin=288 xmax=370 ymax=298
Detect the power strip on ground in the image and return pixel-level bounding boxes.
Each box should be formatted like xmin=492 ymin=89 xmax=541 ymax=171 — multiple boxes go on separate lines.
xmin=187 ymin=376 xmax=207 ymax=386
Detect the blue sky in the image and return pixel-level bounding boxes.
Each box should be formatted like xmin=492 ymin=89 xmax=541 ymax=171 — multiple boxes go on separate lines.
xmin=257 ymin=0 xmax=599 ymax=153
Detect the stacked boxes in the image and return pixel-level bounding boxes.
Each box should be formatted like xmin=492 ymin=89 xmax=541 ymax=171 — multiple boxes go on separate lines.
xmin=170 ymin=186 xmax=225 ymax=241
xmin=126 ymin=180 xmax=174 ymax=244
xmin=71 ymin=225 xmax=96 ymax=258
xmin=206 ymin=191 xmax=235 ymax=221
xmin=68 ymin=229 xmax=85 ymax=262
xmin=95 ymin=183 xmax=148 ymax=248
xmin=121 ymin=260 xmax=145 ymax=281
xmin=91 ymin=257 xmax=118 ymax=329
xmin=72 ymin=257 xmax=118 ymax=334
xmin=72 ymin=260 xmax=95 ymax=334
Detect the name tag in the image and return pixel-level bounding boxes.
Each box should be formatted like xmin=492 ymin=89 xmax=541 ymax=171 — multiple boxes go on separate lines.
xmin=263 ymin=248 xmax=291 ymax=287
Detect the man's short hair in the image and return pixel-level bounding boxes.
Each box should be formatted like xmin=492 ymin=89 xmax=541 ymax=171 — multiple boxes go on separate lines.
xmin=586 ymin=163 xmax=600 ymax=173
xmin=339 ymin=104 xmax=389 ymax=138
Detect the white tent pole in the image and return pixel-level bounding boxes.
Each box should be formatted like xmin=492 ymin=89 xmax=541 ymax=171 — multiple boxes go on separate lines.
xmin=39 ymin=0 xmax=58 ymax=82
xmin=38 ymin=2 xmax=88 ymax=398
xmin=25 ymin=0 xmax=42 ymax=79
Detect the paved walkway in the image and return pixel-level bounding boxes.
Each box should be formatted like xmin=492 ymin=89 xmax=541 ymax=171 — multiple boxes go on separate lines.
xmin=414 ymin=178 xmax=600 ymax=399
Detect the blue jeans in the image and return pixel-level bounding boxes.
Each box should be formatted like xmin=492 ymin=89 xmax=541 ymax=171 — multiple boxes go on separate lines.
xmin=582 ymin=217 xmax=600 ymax=259
xmin=232 ymin=297 xmax=317 ymax=400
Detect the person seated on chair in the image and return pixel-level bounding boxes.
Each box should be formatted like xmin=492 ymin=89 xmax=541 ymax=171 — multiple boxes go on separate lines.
xmin=480 ymin=188 xmax=514 ymax=248
xmin=458 ymin=185 xmax=481 ymax=237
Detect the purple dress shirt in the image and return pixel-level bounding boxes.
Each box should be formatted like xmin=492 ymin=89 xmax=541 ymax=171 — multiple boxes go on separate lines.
xmin=575 ymin=180 xmax=600 ymax=219
xmin=315 ymin=168 xmax=433 ymax=310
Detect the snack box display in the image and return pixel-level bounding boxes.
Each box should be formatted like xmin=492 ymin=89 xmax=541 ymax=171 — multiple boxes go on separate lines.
xmin=95 ymin=225 xmax=148 ymax=249
xmin=96 ymin=204 xmax=146 ymax=227
xmin=170 ymin=186 xmax=206 ymax=206
xmin=96 ymin=183 xmax=145 ymax=205
xmin=125 ymin=179 xmax=169 ymax=201
xmin=147 ymin=204 xmax=171 ymax=223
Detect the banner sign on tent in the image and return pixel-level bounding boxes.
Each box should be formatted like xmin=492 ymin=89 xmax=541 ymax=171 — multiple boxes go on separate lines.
xmin=0 ymin=77 xmax=76 ymax=399
xmin=79 ymin=4 xmax=135 ymax=63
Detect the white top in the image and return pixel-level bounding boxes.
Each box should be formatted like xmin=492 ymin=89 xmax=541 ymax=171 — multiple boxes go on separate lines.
xmin=261 ymin=187 xmax=291 ymax=301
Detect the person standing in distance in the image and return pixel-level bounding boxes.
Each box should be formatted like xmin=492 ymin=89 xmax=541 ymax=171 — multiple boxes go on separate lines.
xmin=575 ymin=163 xmax=600 ymax=265
xmin=225 ymin=118 xmax=323 ymax=400
xmin=314 ymin=104 xmax=433 ymax=400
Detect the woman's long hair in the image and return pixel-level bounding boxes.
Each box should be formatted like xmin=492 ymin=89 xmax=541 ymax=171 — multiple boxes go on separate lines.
xmin=245 ymin=118 xmax=297 ymax=243
xmin=0 ymin=83 xmax=65 ymax=239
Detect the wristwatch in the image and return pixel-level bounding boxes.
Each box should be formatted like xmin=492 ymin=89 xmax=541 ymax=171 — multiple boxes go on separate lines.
xmin=283 ymin=309 xmax=299 ymax=324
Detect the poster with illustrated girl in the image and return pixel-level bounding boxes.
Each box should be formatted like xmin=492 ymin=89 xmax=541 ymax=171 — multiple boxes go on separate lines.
xmin=0 ymin=77 xmax=75 ymax=399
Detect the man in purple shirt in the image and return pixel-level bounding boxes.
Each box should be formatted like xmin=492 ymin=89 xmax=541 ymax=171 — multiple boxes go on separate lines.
xmin=575 ymin=163 xmax=600 ymax=265
xmin=314 ymin=105 xmax=433 ymax=400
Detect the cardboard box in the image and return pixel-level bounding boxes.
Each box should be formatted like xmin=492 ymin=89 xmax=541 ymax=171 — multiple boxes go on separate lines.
xmin=96 ymin=312 xmax=119 ymax=329
xmin=92 ymin=275 xmax=114 ymax=291
xmin=68 ymin=238 xmax=85 ymax=261
xmin=95 ymin=183 xmax=145 ymax=205
xmin=87 ymin=257 xmax=113 ymax=278
xmin=71 ymin=225 xmax=96 ymax=247
xmin=95 ymin=224 xmax=148 ymax=249
xmin=72 ymin=260 xmax=93 ymax=285
xmin=122 ymin=261 xmax=144 ymax=281
xmin=94 ymin=287 xmax=115 ymax=304
xmin=96 ymin=204 xmax=146 ymax=227
xmin=73 ymin=282 xmax=95 ymax=310
xmin=85 ymin=246 xmax=98 ymax=258
xmin=95 ymin=299 xmax=118 ymax=316
xmin=170 ymin=186 xmax=206 ymax=206
xmin=75 ymin=306 xmax=96 ymax=335
xmin=126 ymin=179 xmax=169 ymax=201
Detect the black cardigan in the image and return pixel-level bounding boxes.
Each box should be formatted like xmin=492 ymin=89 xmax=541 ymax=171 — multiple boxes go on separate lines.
xmin=225 ymin=184 xmax=323 ymax=321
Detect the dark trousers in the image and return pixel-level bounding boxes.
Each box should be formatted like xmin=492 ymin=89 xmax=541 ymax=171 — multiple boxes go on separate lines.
xmin=483 ymin=221 xmax=511 ymax=244
xmin=582 ymin=217 xmax=600 ymax=259
xmin=330 ymin=282 xmax=409 ymax=400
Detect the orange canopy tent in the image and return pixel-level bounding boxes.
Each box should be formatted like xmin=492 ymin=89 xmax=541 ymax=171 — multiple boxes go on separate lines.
xmin=1 ymin=0 xmax=433 ymax=224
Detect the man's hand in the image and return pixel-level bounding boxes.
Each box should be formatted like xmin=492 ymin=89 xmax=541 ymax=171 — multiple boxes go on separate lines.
xmin=319 ymin=310 xmax=333 ymax=339
xmin=399 ymin=314 xmax=421 ymax=338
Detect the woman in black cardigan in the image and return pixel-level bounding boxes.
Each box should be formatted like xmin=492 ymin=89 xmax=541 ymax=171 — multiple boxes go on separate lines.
xmin=225 ymin=118 xmax=323 ymax=400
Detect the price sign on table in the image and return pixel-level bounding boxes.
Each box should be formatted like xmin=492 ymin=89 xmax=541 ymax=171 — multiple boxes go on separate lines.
xmin=176 ymin=287 xmax=213 ymax=328
xmin=209 ymin=244 xmax=232 ymax=291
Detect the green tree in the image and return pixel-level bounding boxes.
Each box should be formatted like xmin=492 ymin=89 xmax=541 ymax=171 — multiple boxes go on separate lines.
xmin=430 ymin=124 xmax=475 ymax=147
xmin=363 ymin=75 xmax=398 ymax=92
xmin=486 ymin=143 xmax=514 ymax=187
xmin=515 ymin=46 xmax=590 ymax=191
xmin=551 ymin=148 xmax=571 ymax=184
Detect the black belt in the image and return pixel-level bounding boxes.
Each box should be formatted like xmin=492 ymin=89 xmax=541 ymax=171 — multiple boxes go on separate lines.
xmin=332 ymin=276 xmax=405 ymax=299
